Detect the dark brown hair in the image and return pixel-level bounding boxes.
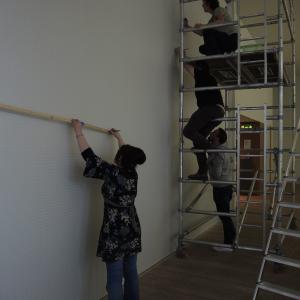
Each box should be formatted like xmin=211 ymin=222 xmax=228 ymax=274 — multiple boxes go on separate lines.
xmin=115 ymin=145 xmax=146 ymax=169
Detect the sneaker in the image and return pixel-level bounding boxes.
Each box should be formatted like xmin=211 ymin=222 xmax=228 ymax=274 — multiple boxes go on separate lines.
xmin=212 ymin=246 xmax=233 ymax=252
xmin=188 ymin=173 xmax=208 ymax=181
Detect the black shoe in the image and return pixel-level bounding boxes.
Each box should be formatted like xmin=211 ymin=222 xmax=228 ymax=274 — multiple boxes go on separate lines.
xmin=188 ymin=173 xmax=208 ymax=181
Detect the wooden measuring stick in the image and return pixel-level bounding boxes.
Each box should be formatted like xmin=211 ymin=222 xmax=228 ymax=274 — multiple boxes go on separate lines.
xmin=0 ymin=102 xmax=108 ymax=134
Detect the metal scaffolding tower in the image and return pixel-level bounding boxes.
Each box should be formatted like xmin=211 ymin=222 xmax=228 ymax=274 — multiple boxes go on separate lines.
xmin=177 ymin=0 xmax=297 ymax=254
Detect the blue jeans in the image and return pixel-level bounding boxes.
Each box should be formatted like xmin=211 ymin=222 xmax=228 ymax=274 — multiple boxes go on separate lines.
xmin=105 ymin=255 xmax=139 ymax=300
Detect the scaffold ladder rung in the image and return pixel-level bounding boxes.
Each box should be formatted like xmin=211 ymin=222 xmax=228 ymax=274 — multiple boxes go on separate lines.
xmin=272 ymin=228 xmax=300 ymax=238
xmin=278 ymin=202 xmax=300 ymax=209
xmin=291 ymin=152 xmax=300 ymax=157
xmin=256 ymin=282 xmax=300 ymax=299
xmin=284 ymin=176 xmax=300 ymax=183
xmin=264 ymin=254 xmax=300 ymax=269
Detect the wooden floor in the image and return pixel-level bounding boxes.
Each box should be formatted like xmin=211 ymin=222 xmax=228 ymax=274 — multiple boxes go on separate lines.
xmin=103 ymin=195 xmax=300 ymax=300
xmin=139 ymin=242 xmax=300 ymax=300
xmin=138 ymin=198 xmax=300 ymax=300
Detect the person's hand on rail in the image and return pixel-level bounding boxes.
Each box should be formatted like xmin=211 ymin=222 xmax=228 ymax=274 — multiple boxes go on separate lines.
xmin=109 ymin=128 xmax=125 ymax=147
xmin=71 ymin=119 xmax=90 ymax=152
xmin=71 ymin=119 xmax=83 ymax=133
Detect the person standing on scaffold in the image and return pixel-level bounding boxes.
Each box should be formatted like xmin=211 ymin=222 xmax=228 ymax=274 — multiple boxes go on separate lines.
xmin=208 ymin=128 xmax=236 ymax=252
xmin=185 ymin=0 xmax=238 ymax=56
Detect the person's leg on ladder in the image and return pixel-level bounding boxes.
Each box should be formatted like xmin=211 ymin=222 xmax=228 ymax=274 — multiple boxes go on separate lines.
xmin=105 ymin=258 xmax=124 ymax=300
xmin=183 ymin=109 xmax=214 ymax=180
xmin=123 ymin=255 xmax=139 ymax=300
xmin=183 ymin=106 xmax=223 ymax=179
xmin=183 ymin=108 xmax=213 ymax=151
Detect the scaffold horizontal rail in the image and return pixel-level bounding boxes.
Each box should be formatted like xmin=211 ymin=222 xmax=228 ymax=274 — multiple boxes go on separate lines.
xmin=181 ymin=178 xmax=236 ymax=185
xmin=227 ymin=105 xmax=295 ymax=111
xmin=241 ymin=224 xmax=263 ymax=228
xmin=240 ymin=60 xmax=264 ymax=65
xmin=240 ymin=154 xmax=264 ymax=158
xmin=267 ymin=115 xmax=281 ymax=120
xmin=182 ymin=48 xmax=278 ymax=64
xmin=226 ymin=127 xmax=295 ymax=132
xmin=181 ymin=82 xmax=291 ymax=93
xmin=182 ymin=238 xmax=234 ymax=249
xmin=240 ymin=37 xmax=264 ymax=42
xmin=241 ymin=201 xmax=261 ymax=205
xmin=240 ymin=169 xmax=274 ymax=174
xmin=244 ymin=18 xmax=288 ymax=30
xmin=182 ymin=21 xmax=237 ymax=32
xmin=180 ymin=117 xmax=237 ymax=122
xmin=182 ymin=148 xmax=237 ymax=154
xmin=267 ymin=192 xmax=295 ymax=196
xmin=240 ymin=13 xmax=265 ymax=19
xmin=182 ymin=0 xmax=202 ymax=3
xmin=181 ymin=16 xmax=287 ymax=32
xmin=184 ymin=208 xmax=236 ymax=217
xmin=266 ymin=183 xmax=277 ymax=187
xmin=240 ymin=177 xmax=265 ymax=181
xmin=182 ymin=52 xmax=239 ymax=63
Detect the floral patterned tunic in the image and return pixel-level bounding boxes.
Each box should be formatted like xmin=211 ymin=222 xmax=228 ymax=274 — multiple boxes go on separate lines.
xmin=81 ymin=148 xmax=141 ymax=262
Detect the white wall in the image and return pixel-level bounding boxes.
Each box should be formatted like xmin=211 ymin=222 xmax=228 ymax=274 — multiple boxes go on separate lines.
xmin=236 ymin=88 xmax=274 ymax=121
xmin=0 ymin=1 xmax=179 ymax=299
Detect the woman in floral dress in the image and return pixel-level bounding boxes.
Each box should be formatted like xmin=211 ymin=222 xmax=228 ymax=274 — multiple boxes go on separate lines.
xmin=72 ymin=119 xmax=146 ymax=300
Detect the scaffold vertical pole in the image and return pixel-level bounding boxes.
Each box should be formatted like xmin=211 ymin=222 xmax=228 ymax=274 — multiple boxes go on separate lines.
xmin=178 ymin=0 xmax=185 ymax=255
xmin=237 ymin=0 xmax=241 ymax=87
xmin=264 ymin=0 xmax=268 ymax=84
xmin=263 ymin=105 xmax=267 ymax=249
xmin=291 ymin=0 xmax=296 ymax=213
xmin=235 ymin=105 xmax=241 ymax=247
xmin=276 ymin=0 xmax=284 ymax=252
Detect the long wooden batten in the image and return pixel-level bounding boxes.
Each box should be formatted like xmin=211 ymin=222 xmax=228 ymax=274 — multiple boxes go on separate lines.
xmin=0 ymin=102 xmax=108 ymax=134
